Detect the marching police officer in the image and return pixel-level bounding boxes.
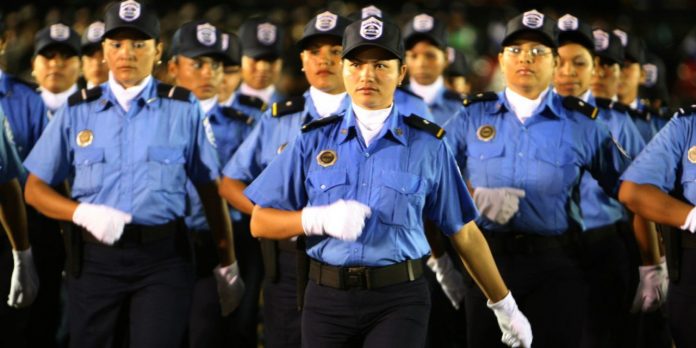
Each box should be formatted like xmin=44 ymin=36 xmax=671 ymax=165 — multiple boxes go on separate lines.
xmin=80 ymin=20 xmax=109 ymax=88
xmin=218 ymin=32 xmax=242 ymax=106
xmin=446 ymin=10 xmax=630 ymax=347
xmin=168 ymin=19 xmax=250 ymax=348
xmin=22 ymin=1 xmax=242 ymax=346
xmin=244 ymin=16 xmax=532 ymax=348
xmin=220 ymin=11 xmax=351 ymax=348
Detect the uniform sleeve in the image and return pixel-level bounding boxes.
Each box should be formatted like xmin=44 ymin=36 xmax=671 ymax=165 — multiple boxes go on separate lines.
xmin=22 ymin=106 xmax=72 ymax=185
xmin=584 ymin=120 xmax=631 ymax=198
xmin=0 ymin=115 xmax=21 ymax=184
xmin=186 ymin=103 xmax=221 ymax=184
xmin=223 ymin=117 xmax=265 ymax=183
xmin=423 ymin=140 xmax=479 ymax=236
xmin=244 ymin=135 xmax=308 ymax=211
xmin=29 ymin=93 xmax=49 ymax=147
xmin=614 ymin=111 xmax=646 ymax=158
xmin=621 ymin=116 xmax=687 ymax=192
xmin=443 ymin=109 xmax=469 ymax=178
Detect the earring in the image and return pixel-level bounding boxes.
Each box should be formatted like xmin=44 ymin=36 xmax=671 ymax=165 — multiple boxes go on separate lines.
xmin=301 ymin=67 xmax=305 ymax=72
xmin=101 ymin=59 xmax=106 ymax=64
xmin=156 ymin=60 xmax=162 ymax=65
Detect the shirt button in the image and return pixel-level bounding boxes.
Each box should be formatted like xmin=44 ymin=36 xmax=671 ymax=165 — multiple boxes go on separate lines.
xmin=165 ymin=159 xmax=170 ymax=164
xmin=320 ymin=184 xmax=326 ymax=190
xmin=362 ymin=182 xmax=367 ymax=186
xmin=353 ymin=249 xmax=359 ymax=253
xmin=364 ymin=153 xmax=370 ymax=158
xmin=518 ymin=152 xmax=524 ymax=157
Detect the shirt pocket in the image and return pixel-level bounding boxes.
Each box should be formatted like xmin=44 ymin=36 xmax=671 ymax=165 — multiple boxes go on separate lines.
xmin=466 ymin=141 xmax=505 ymax=186
xmin=306 ymin=169 xmax=350 ymax=206
xmin=72 ymin=148 xmax=105 ymax=196
xmin=531 ymin=146 xmax=575 ymax=195
xmin=147 ymin=146 xmax=187 ymax=193
xmin=376 ymin=170 xmax=424 ymax=227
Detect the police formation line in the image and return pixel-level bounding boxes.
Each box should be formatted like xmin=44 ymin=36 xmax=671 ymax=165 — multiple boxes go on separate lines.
xmin=0 ymin=2 xmax=692 ymax=348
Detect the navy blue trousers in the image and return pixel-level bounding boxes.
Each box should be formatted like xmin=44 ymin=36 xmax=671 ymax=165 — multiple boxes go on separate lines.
xmin=263 ymin=248 xmax=301 ymax=348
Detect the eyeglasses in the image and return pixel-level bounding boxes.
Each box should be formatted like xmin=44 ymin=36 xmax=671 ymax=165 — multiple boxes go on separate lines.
xmin=503 ymin=46 xmax=551 ymax=58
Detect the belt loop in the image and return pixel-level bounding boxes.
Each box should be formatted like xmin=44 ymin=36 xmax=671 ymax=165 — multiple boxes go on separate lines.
xmin=317 ymin=263 xmax=322 ymax=285
xmin=364 ymin=268 xmax=372 ymax=289
xmin=407 ymin=260 xmax=415 ymax=281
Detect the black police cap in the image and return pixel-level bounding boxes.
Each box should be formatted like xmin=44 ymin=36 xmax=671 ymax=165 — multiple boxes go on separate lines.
xmin=445 ymin=47 xmax=468 ymax=77
xmin=220 ymin=32 xmax=242 ymax=66
xmin=34 ymin=23 xmax=81 ymax=56
xmin=104 ymin=0 xmax=160 ymax=40
xmin=640 ymin=52 xmax=669 ymax=103
xmin=297 ymin=11 xmax=351 ymax=50
xmin=171 ymin=20 xmax=225 ymax=60
xmin=81 ymin=21 xmax=105 ymax=54
xmin=342 ymin=16 xmax=404 ymax=61
xmin=593 ymin=29 xmax=624 ymax=65
xmin=238 ymin=17 xmax=283 ymax=60
xmin=502 ymin=9 xmax=557 ymax=49
xmin=403 ymin=13 xmax=448 ymax=51
xmin=613 ymin=29 xmax=645 ymax=64
xmin=556 ymin=14 xmax=594 ymax=53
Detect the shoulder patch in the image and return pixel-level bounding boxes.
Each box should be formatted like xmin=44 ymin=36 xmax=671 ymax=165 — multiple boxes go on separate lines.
xmin=156 ymin=83 xmax=192 ymax=102
xmin=594 ymin=97 xmax=629 ymax=113
xmin=272 ymin=96 xmax=305 ymax=117
xmin=443 ymin=89 xmax=465 ymax=102
xmin=404 ymin=114 xmax=445 ymax=139
xmin=301 ymin=114 xmax=341 ymax=133
xmin=237 ymin=94 xmax=268 ymax=111
xmin=678 ymin=105 xmax=696 ymax=117
xmin=397 ymin=86 xmax=424 ymax=100
xmin=562 ymin=96 xmax=598 ymax=119
xmin=68 ymin=87 xmax=102 ymax=106
xmin=463 ymin=91 xmax=498 ymax=107
xmin=221 ymin=107 xmax=254 ymax=125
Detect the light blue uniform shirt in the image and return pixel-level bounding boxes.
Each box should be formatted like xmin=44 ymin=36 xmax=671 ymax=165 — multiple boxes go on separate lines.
xmin=0 ymin=74 xmax=49 ymax=160
xmin=406 ymin=85 xmax=464 ymax=126
xmin=628 ymin=100 xmax=658 ymax=143
xmin=244 ymin=105 xmax=478 ymax=267
xmin=24 ymin=78 xmax=220 ymax=225
xmin=395 ymin=88 xmax=435 ymax=122
xmin=0 ymin=108 xmax=24 ymax=183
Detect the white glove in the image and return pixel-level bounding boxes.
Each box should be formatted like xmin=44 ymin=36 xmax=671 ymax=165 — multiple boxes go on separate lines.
xmin=426 ymin=254 xmax=466 ymax=310
xmin=213 ymin=261 xmax=246 ymax=316
xmin=487 ymin=292 xmax=533 ymax=348
xmin=72 ymin=203 xmax=133 ymax=245
xmin=680 ymin=206 xmax=696 ymax=233
xmin=631 ymin=259 xmax=669 ymax=313
xmin=301 ymin=199 xmax=372 ymax=242
xmin=473 ymin=187 xmax=525 ymax=225
xmin=7 ymin=247 xmax=40 ymax=308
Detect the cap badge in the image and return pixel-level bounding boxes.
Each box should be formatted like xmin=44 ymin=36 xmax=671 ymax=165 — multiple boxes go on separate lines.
xmin=87 ymin=22 xmax=105 ymax=43
xmin=257 ymin=23 xmax=277 ymax=45
xmin=361 ymin=5 xmax=382 ymax=19
xmin=317 ymin=150 xmax=337 ymax=167
xmin=447 ymin=47 xmax=455 ymax=64
xmin=119 ymin=0 xmax=141 ymax=22
xmin=360 ymin=17 xmax=383 ymax=41
xmin=643 ymin=64 xmax=658 ymax=87
xmin=76 ymin=130 xmax=94 ymax=147
xmin=221 ymin=33 xmax=229 ymax=51
xmin=521 ymin=10 xmax=544 ymax=29
xmin=413 ymin=14 xmax=434 ymax=32
xmin=613 ymin=29 xmax=628 ymax=47
xmin=50 ymin=24 xmax=70 ymax=41
xmin=197 ymin=23 xmax=217 ymax=46
xmin=593 ymin=29 xmax=609 ymax=51
xmin=558 ymin=14 xmax=579 ymax=31
xmin=476 ymin=125 xmax=496 ymax=142
xmin=315 ymin=11 xmax=338 ymax=32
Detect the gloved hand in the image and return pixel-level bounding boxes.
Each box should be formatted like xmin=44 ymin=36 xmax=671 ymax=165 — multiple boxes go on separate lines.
xmin=680 ymin=206 xmax=696 ymax=233
xmin=487 ymin=292 xmax=533 ymax=348
xmin=631 ymin=258 xmax=669 ymax=313
xmin=72 ymin=203 xmax=133 ymax=245
xmin=301 ymin=199 xmax=372 ymax=242
xmin=473 ymin=187 xmax=525 ymax=225
xmin=426 ymin=254 xmax=466 ymax=310
xmin=7 ymin=247 xmax=40 ymax=308
xmin=213 ymin=261 xmax=246 ymax=316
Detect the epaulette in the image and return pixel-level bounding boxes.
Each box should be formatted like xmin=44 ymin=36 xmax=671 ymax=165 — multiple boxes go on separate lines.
xmin=643 ymin=105 xmax=667 ymax=119
xmin=626 ymin=107 xmax=650 ymax=121
xmin=397 ymin=86 xmax=424 ymax=100
xmin=221 ymin=107 xmax=254 ymax=125
xmin=301 ymin=114 xmax=341 ymax=133
xmin=562 ymin=96 xmax=598 ymax=119
xmin=462 ymin=92 xmax=498 ymax=107
xmin=677 ymin=105 xmax=696 ymax=117
xmin=272 ymin=96 xmax=305 ymax=117
xmin=237 ymin=94 xmax=267 ymax=111
xmin=156 ymin=83 xmax=192 ymax=102
xmin=404 ymin=114 xmax=445 ymax=139
xmin=594 ymin=97 xmax=630 ymax=113
xmin=443 ymin=89 xmax=465 ymax=102
xmin=68 ymin=87 xmax=102 ymax=106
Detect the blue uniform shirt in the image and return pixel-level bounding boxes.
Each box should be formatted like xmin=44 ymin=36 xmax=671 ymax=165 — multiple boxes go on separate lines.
xmin=0 ymin=108 xmax=24 ymax=183
xmin=622 ymin=111 xmax=696 ymax=204
xmin=577 ymin=94 xmax=646 ymax=230
xmin=0 ymin=73 xmax=49 ymax=160
xmin=223 ymin=90 xmax=350 ymax=183
xmin=24 ymin=78 xmax=220 ymax=225
xmin=395 ymin=88 xmax=434 ymax=122
xmin=406 ymin=85 xmax=464 ymax=126
xmin=629 ymin=100 xmax=658 ymax=143
xmin=447 ymin=91 xmax=629 ymax=235
xmin=244 ymin=105 xmax=478 ymax=267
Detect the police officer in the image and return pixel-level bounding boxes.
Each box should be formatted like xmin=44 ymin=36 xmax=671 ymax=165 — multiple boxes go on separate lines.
xmin=446 ymin=10 xmax=630 ymax=348
xmin=554 ymin=14 xmax=654 ymax=348
xmin=244 ymin=16 xmax=532 ymax=348
xmin=80 ymin=20 xmax=109 ymax=88
xmin=640 ymin=52 xmax=671 ymax=131
xmin=218 ymin=32 xmax=242 ymax=106
xmin=22 ymin=1 xmax=242 ymax=346
xmin=444 ymin=47 xmax=471 ymax=96
xmin=167 ymin=19 xmax=250 ymax=348
xmin=220 ymin=11 xmax=351 ymax=348
xmin=32 ymin=22 xmax=81 ymax=118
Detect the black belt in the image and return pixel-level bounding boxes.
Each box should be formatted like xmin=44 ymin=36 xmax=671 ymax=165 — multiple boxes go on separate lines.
xmin=309 ymin=259 xmax=423 ymax=290
xmin=580 ymin=224 xmax=619 ymax=245
xmin=277 ymin=239 xmax=298 ymax=253
xmin=80 ymin=219 xmax=182 ymax=246
xmin=485 ymin=231 xmax=578 ymax=254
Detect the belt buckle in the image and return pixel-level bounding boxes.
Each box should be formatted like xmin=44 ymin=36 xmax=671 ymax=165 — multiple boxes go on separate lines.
xmin=345 ymin=267 xmax=366 ymax=289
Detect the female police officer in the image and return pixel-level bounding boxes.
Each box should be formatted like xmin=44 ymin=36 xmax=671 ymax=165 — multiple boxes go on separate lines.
xmin=21 ymin=1 xmax=242 ymax=346
xmin=446 ymin=10 xmax=630 ymax=348
xmin=243 ymin=16 xmax=532 ymax=348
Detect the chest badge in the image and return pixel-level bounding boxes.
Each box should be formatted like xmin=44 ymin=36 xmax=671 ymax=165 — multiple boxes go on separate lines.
xmin=277 ymin=142 xmax=288 ymax=155
xmin=316 ymin=150 xmax=337 ymax=168
xmin=476 ymin=125 xmax=495 ymax=142
xmin=688 ymin=146 xmax=696 ymax=164
xmin=76 ymin=130 xmax=94 ymax=147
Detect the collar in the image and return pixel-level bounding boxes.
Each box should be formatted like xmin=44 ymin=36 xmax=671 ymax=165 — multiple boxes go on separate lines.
xmin=504 ymin=87 xmax=551 ymax=122
xmin=200 ymin=96 xmax=218 ymax=115
xmin=41 ymin=84 xmax=78 ymax=112
xmin=239 ymin=83 xmax=275 ymax=104
xmin=629 ymin=98 xmax=640 ymax=110
xmin=578 ymin=89 xmax=592 ymax=103
xmin=409 ymin=76 xmax=445 ymax=105
xmin=309 ymin=86 xmax=348 ymax=119
xmin=108 ymin=72 xmax=153 ymax=112
xmin=338 ymin=103 xmax=407 ymax=146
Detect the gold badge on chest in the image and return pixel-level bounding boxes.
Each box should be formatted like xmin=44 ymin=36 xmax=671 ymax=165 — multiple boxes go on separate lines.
xmin=688 ymin=146 xmax=696 ymax=164
xmin=316 ymin=150 xmax=337 ymax=167
xmin=476 ymin=124 xmax=495 ymax=142
xmin=76 ymin=130 xmax=94 ymax=147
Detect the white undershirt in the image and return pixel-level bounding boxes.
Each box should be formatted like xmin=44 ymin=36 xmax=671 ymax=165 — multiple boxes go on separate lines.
xmin=409 ymin=76 xmax=444 ymax=106
xmin=579 ymin=89 xmax=592 ymax=103
xmin=108 ymin=72 xmax=152 ymax=112
xmin=505 ymin=87 xmax=550 ymax=124
xmin=41 ymin=84 xmax=78 ymax=114
xmin=309 ymin=87 xmax=346 ymax=118
xmin=200 ymin=96 xmax=218 ymax=115
xmin=0 ymin=69 xmax=4 ymax=82
xmin=239 ymin=82 xmax=275 ymax=104
xmin=352 ymin=102 xmax=392 ymax=147
xmin=629 ymin=99 xmax=639 ymax=109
